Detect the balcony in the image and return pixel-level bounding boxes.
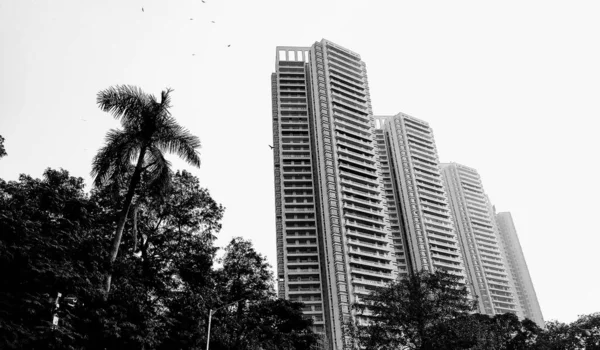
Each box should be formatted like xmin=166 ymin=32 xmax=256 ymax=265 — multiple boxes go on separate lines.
xmin=350 ymin=266 xmax=393 ymax=278
xmin=345 ymin=211 xmax=385 ymax=227
xmin=343 ymin=202 xmax=385 ymax=218
xmin=347 ymin=238 xmax=389 ymax=252
xmin=342 ymin=186 xmax=382 ymax=202
xmin=345 ymin=220 xmax=388 ymax=236
xmin=349 ymin=247 xmax=389 ymax=259
xmin=352 ymin=278 xmax=388 ymax=288
xmin=287 ymin=268 xmax=321 ymax=274
xmin=340 ymin=177 xmax=379 ymax=193
xmin=349 ymin=256 xmax=394 ymax=270
xmin=288 ymin=287 xmax=322 ymax=294
xmin=338 ymin=154 xmax=378 ymax=172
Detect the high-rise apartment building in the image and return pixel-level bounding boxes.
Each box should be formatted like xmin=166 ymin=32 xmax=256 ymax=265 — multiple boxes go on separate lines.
xmin=271 ymin=40 xmax=542 ymax=348
xmin=375 ymin=115 xmax=468 ymax=281
xmin=271 ymin=40 xmax=397 ymax=349
xmin=496 ymin=212 xmax=545 ymax=327
xmin=441 ymin=163 xmax=520 ymax=316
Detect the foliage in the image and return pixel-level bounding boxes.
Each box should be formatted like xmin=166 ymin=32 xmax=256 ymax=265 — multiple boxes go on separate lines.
xmin=0 ymin=134 xmax=6 ymax=158
xmin=92 ymin=85 xmax=202 ymax=296
xmin=0 ymin=168 xmax=316 ymax=349
xmin=536 ymin=313 xmax=600 ymax=350
xmin=453 ymin=313 xmax=541 ymax=350
xmin=200 ymin=237 xmax=318 ymax=350
xmin=350 ymin=267 xmax=600 ymax=349
xmin=0 ymin=169 xmax=109 ymax=349
xmin=353 ymin=270 xmax=476 ymax=349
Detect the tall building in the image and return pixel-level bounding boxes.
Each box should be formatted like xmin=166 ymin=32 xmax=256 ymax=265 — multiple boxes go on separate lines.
xmin=374 ymin=115 xmax=468 ymax=281
xmin=271 ymin=40 xmax=397 ymax=349
xmin=271 ymin=40 xmax=543 ymax=348
xmin=441 ymin=163 xmax=520 ymax=316
xmin=496 ymin=212 xmax=545 ymax=327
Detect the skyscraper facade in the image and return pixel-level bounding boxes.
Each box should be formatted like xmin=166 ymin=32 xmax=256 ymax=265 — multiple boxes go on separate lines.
xmin=271 ymin=40 xmax=397 ymax=349
xmin=441 ymin=163 xmax=520 ymax=316
xmin=271 ymin=39 xmax=542 ymax=348
xmin=375 ymin=115 xmax=468 ymax=281
xmin=496 ymin=212 xmax=545 ymax=327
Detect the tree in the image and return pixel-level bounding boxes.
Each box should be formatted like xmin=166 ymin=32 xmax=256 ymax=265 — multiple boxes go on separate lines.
xmin=353 ymin=270 xmax=476 ymax=350
xmin=455 ymin=313 xmax=541 ymax=350
xmin=0 ymin=135 xmax=6 ymax=158
xmin=204 ymin=237 xmax=318 ymax=350
xmin=536 ymin=313 xmax=600 ymax=350
xmin=1 ymin=168 xmax=315 ymax=349
xmin=571 ymin=312 xmax=600 ymax=349
xmin=90 ymin=169 xmax=224 ymax=349
xmin=92 ymin=85 xmax=201 ymax=297
xmin=0 ymin=169 xmax=109 ymax=349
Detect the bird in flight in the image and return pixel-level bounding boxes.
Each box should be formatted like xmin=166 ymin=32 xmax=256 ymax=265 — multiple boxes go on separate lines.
xmin=211 ymin=21 xmax=215 ymax=23
xmin=142 ymin=7 xmax=144 ymax=12
xmin=202 ymin=0 xmax=205 ymax=3
xmin=228 ymin=44 xmax=231 ymax=47
xmin=268 ymin=145 xmax=274 ymax=150
xmin=190 ymin=18 xmax=193 ymax=20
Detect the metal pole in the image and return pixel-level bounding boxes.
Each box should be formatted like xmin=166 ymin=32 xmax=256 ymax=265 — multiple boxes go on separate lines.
xmin=206 ymin=309 xmax=213 ymax=350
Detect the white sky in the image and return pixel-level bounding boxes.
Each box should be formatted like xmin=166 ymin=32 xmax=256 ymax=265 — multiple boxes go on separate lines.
xmin=1 ymin=0 xmax=599 ymax=324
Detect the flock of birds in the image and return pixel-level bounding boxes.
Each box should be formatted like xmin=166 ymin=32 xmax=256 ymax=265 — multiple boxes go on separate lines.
xmin=141 ymin=1 xmax=231 ymax=52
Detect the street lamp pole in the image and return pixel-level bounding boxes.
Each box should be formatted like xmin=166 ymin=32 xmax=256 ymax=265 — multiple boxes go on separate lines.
xmin=205 ymin=299 xmax=247 ymax=350
xmin=205 ymin=309 xmax=213 ymax=350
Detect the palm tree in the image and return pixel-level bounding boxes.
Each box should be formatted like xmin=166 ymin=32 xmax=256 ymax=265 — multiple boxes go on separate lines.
xmin=92 ymin=85 xmax=201 ymax=297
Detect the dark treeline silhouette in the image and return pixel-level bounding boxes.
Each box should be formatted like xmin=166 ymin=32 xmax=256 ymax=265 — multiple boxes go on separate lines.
xmin=0 ymin=168 xmax=317 ymax=349
xmin=348 ymin=270 xmax=599 ymax=349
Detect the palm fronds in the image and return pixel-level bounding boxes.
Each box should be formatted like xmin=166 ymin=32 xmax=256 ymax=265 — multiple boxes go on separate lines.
xmin=91 ymin=129 xmax=141 ymax=187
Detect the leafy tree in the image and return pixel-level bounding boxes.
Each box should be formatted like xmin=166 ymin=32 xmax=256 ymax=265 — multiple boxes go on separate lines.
xmin=535 ymin=320 xmax=576 ymax=350
xmin=353 ymin=270 xmax=476 ymax=350
xmin=1 ymin=168 xmax=316 ymax=349
xmin=86 ymin=169 xmax=224 ymax=349
xmin=571 ymin=312 xmax=600 ymax=349
xmin=0 ymin=169 xmax=109 ymax=349
xmin=92 ymin=85 xmax=201 ymax=297
xmin=536 ymin=313 xmax=600 ymax=350
xmin=205 ymin=237 xmax=318 ymax=350
xmin=456 ymin=313 xmax=541 ymax=350
xmin=0 ymin=135 xmax=6 ymax=158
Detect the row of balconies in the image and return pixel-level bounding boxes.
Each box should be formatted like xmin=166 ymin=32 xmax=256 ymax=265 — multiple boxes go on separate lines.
xmin=338 ymin=154 xmax=378 ymax=172
xmin=327 ymin=62 xmax=363 ymax=85
xmin=349 ymin=256 xmax=395 ymax=270
xmin=331 ymin=91 xmax=368 ymax=112
xmin=327 ymin=52 xmax=363 ymax=74
xmin=342 ymin=186 xmax=382 ymax=202
xmin=345 ymin=219 xmax=388 ymax=236
xmin=406 ymin=131 xmax=434 ymax=147
xmin=338 ymin=161 xmax=378 ymax=180
xmin=347 ymin=238 xmax=389 ymax=253
xmin=342 ymin=193 xmax=381 ymax=209
xmin=350 ymin=266 xmax=394 ymax=278
xmin=427 ymin=237 xmax=460 ymax=253
xmin=346 ymin=230 xmax=389 ymax=248
xmin=329 ymin=76 xmax=365 ymax=95
xmin=343 ymin=202 xmax=385 ymax=218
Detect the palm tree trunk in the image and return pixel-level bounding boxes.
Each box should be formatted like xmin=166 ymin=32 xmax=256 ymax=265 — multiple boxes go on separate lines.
xmin=103 ymin=145 xmax=147 ymax=298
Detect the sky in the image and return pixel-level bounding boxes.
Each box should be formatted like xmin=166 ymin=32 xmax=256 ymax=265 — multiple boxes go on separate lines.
xmin=1 ymin=0 xmax=599 ymax=324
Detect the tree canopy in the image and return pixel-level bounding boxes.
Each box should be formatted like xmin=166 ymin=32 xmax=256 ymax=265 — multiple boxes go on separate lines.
xmin=350 ymin=269 xmax=599 ymax=350
xmin=0 ymin=168 xmax=317 ymax=349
